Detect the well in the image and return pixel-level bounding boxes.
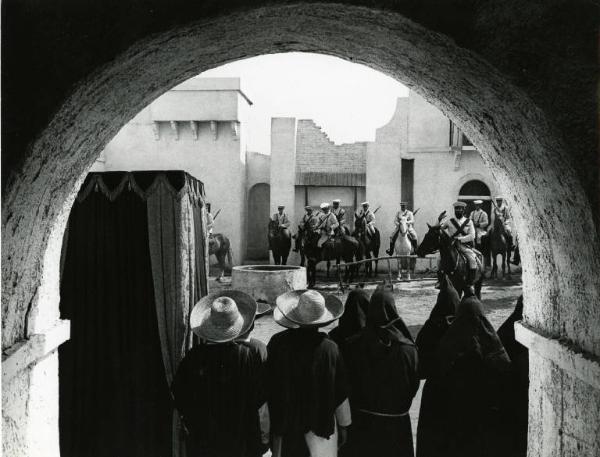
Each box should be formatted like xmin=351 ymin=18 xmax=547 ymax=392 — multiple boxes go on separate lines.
xmin=231 ymin=265 xmax=307 ymax=306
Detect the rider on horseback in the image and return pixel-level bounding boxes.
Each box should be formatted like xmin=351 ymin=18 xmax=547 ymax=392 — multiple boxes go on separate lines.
xmin=492 ymin=196 xmax=514 ymax=260
xmin=317 ymin=202 xmax=339 ymax=248
xmin=271 ymin=205 xmax=291 ymax=239
xmin=440 ymin=201 xmax=478 ymax=292
xmin=293 ymin=205 xmax=319 ymax=252
xmin=386 ymin=202 xmax=417 ymax=255
xmin=357 ymin=202 xmax=376 ymax=237
xmin=470 ymin=199 xmax=489 ymax=250
xmin=331 ymin=199 xmax=350 ymax=236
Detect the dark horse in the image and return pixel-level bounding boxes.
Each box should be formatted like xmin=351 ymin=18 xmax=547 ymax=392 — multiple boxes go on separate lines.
xmin=303 ymin=231 xmax=359 ymax=288
xmin=353 ymin=215 xmax=381 ymax=277
xmin=416 ymin=215 xmax=483 ymax=298
xmin=208 ymin=233 xmax=233 ymax=282
xmin=268 ymin=219 xmax=291 ymax=265
xmin=488 ymin=215 xmax=512 ymax=279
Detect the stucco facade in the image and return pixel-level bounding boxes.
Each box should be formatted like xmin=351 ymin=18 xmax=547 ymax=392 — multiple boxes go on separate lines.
xmin=94 ymin=80 xmax=499 ymax=265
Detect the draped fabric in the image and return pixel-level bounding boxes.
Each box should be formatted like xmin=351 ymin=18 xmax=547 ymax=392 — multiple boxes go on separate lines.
xmin=342 ymin=291 xmax=419 ymax=457
xmin=430 ymin=296 xmax=512 ymax=457
xmin=146 ymin=173 xmax=208 ymax=457
xmin=59 ymin=171 xmax=207 ymax=457
xmin=415 ymin=276 xmax=460 ymax=457
xmin=328 ymin=289 xmax=369 ymax=349
xmin=171 ymin=342 xmax=267 ymax=457
xmin=267 ymin=328 xmax=349 ymax=457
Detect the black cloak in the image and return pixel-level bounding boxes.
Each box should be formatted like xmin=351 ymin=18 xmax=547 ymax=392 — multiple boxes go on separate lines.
xmin=329 ymin=288 xmax=370 ymax=348
xmin=343 ymin=290 xmax=419 ymax=457
xmin=415 ymin=275 xmax=460 ymax=457
xmin=433 ymin=296 xmax=512 ymax=457
xmin=267 ymin=328 xmax=349 ymax=457
xmin=171 ymin=342 xmax=266 ymax=457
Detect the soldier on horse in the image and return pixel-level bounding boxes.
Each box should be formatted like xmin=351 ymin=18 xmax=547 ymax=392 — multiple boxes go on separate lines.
xmin=317 ymin=202 xmax=339 ymax=248
xmin=357 ymin=201 xmax=376 ymax=236
xmin=293 ymin=205 xmax=319 ymax=253
xmin=331 ymin=199 xmax=351 ymax=236
xmin=439 ymin=201 xmax=479 ymax=293
xmin=386 ymin=201 xmax=418 ymax=255
xmin=271 ymin=205 xmax=291 ymax=239
xmin=492 ymin=195 xmax=515 ymax=260
xmin=470 ymin=199 xmax=489 ymax=251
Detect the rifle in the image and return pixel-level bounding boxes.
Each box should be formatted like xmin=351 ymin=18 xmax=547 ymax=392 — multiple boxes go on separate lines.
xmin=213 ymin=208 xmax=222 ymax=220
xmin=413 ymin=207 xmax=421 ymax=216
xmin=355 ymin=205 xmax=381 ymax=220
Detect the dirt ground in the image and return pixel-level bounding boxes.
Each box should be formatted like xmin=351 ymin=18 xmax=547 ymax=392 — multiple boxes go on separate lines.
xmin=208 ymin=270 xmax=523 ymax=451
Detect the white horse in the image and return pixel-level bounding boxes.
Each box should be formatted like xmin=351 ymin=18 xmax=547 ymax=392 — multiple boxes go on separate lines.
xmin=394 ymin=216 xmax=415 ymax=280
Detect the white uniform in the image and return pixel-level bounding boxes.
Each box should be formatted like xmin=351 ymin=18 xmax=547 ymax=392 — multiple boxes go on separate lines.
xmin=358 ymin=208 xmax=376 ymax=236
xmin=441 ymin=216 xmax=475 ymax=244
xmin=317 ymin=212 xmax=339 ymax=247
xmin=470 ymin=208 xmax=489 ymax=243
xmin=394 ymin=209 xmax=417 ymax=240
xmin=492 ymin=203 xmax=512 ymax=235
xmin=271 ymin=212 xmax=291 ymax=229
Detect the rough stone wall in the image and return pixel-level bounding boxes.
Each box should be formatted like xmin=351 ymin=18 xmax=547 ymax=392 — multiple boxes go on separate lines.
xmin=295 ymin=119 xmax=367 ymax=174
xmin=2 ymin=3 xmax=599 ymax=457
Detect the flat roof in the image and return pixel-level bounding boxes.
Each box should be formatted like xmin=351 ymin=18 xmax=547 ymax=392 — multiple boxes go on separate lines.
xmin=171 ymin=77 xmax=253 ymax=105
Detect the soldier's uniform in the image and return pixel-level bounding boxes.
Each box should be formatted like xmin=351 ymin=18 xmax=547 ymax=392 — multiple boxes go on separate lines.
xmin=271 ymin=206 xmax=291 ymax=239
xmin=492 ymin=197 xmax=512 ymax=236
xmin=294 ymin=206 xmax=318 ymax=252
xmin=440 ymin=202 xmax=479 ymax=287
xmin=331 ymin=199 xmax=350 ymax=236
xmin=357 ymin=202 xmax=376 ymax=237
xmin=207 ymin=212 xmax=214 ymax=235
xmin=317 ymin=203 xmax=339 ymax=248
xmin=387 ymin=203 xmax=417 ymax=255
xmin=470 ymin=200 xmax=489 ymax=246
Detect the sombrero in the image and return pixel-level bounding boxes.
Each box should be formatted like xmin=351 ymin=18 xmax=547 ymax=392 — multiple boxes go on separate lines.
xmin=191 ymin=290 xmax=257 ymax=342
xmin=276 ymin=289 xmax=343 ymax=327
xmin=273 ymin=306 xmax=299 ymax=329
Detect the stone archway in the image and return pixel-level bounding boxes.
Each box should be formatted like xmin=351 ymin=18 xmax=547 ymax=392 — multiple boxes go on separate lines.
xmin=2 ymin=4 xmax=599 ymax=456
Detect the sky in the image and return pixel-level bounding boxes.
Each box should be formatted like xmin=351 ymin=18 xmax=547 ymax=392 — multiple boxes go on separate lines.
xmin=199 ymin=52 xmax=409 ymax=154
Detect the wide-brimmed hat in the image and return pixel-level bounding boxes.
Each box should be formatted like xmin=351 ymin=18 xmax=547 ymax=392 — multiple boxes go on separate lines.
xmin=276 ymin=289 xmax=343 ymax=327
xmin=273 ymin=306 xmax=299 ymax=329
xmin=191 ymin=290 xmax=257 ymax=342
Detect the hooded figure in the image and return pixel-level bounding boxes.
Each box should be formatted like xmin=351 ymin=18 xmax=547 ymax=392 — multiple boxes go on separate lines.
xmin=343 ymin=290 xmax=419 ymax=457
xmin=329 ymin=289 xmax=370 ymax=349
xmin=497 ymin=296 xmax=528 ymax=457
xmin=433 ymin=296 xmax=512 ymax=457
xmin=415 ymin=276 xmax=461 ymax=457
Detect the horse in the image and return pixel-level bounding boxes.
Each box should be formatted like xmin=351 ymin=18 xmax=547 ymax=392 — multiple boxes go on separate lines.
xmin=393 ymin=216 xmax=416 ymax=280
xmin=416 ymin=216 xmax=483 ymax=298
xmin=303 ymin=230 xmax=359 ymax=288
xmin=208 ymin=233 xmax=233 ymax=282
xmin=488 ymin=214 xmax=512 ymax=279
xmin=268 ymin=219 xmax=291 ymax=265
xmin=353 ymin=215 xmax=381 ymax=278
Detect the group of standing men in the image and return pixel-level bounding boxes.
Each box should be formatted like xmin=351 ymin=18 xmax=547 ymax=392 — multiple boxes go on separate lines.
xmin=171 ymin=278 xmax=527 ymax=457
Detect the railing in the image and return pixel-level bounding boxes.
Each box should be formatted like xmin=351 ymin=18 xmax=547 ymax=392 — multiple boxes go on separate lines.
xmin=334 ymin=254 xmax=420 ymax=287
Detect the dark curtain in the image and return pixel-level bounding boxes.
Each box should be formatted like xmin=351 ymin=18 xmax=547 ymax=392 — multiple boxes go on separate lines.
xmin=59 ymin=171 xmax=207 ymax=457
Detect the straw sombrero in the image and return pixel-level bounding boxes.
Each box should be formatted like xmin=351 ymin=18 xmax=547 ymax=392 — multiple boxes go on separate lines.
xmin=276 ymin=289 xmax=343 ymax=327
xmin=191 ymin=290 xmax=257 ymax=342
xmin=273 ymin=306 xmax=299 ymax=329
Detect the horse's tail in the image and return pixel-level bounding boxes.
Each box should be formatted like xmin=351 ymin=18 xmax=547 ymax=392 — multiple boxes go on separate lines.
xmin=227 ymin=246 xmax=233 ymax=267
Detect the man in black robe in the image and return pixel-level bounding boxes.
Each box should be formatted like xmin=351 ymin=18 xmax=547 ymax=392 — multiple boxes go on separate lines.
xmin=269 ymin=289 xmax=350 ymax=457
xmin=434 ymin=295 xmax=512 ymax=457
xmin=343 ymin=290 xmax=420 ymax=457
xmin=172 ymin=290 xmax=268 ymax=457
xmin=497 ymin=296 xmax=528 ymax=457
xmin=415 ymin=275 xmax=460 ymax=457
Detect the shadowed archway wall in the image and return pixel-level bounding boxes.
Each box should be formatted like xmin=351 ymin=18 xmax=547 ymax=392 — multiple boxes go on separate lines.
xmin=2 ymin=2 xmax=599 ymax=456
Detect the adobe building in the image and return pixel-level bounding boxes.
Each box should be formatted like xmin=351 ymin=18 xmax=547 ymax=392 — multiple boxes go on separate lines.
xmin=95 ymin=77 xmax=500 ymax=266
xmin=3 ymin=3 xmax=599 ymax=456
